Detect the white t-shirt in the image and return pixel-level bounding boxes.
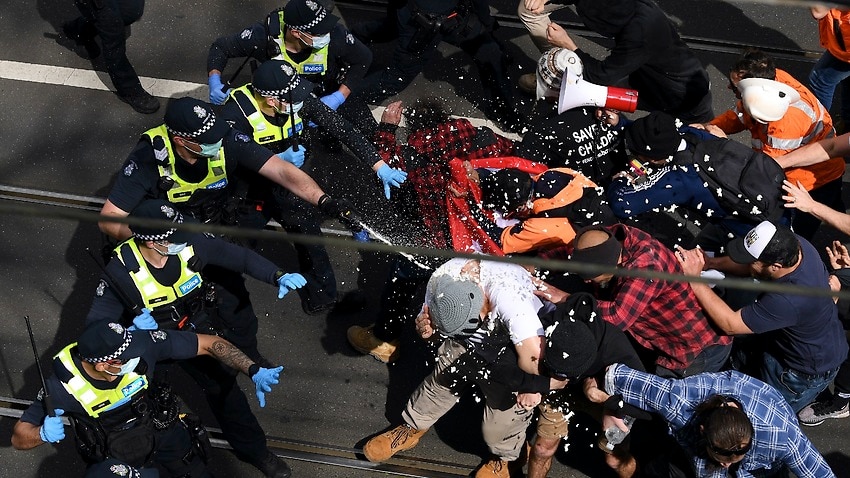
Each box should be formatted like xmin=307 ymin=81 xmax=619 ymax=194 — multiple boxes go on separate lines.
xmin=424 ymin=258 xmax=544 ymax=344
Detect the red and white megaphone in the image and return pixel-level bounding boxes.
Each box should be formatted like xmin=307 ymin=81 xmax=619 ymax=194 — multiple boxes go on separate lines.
xmin=557 ymin=69 xmax=639 ymax=114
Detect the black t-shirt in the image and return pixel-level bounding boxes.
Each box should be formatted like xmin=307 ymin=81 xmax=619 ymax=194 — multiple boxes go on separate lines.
xmin=20 ymin=330 xmax=199 ymax=426
xmin=515 ymin=103 xmax=626 ymax=185
xmin=107 ymin=128 xmax=273 ymax=214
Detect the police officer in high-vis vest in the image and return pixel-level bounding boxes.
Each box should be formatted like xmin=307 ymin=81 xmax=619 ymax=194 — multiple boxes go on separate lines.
xmin=87 ymin=199 xmax=303 ymax=477
xmin=12 ymin=320 xmax=284 ymax=477
xmin=98 ymin=97 xmax=359 ymax=363
xmin=220 ymin=59 xmax=407 ymax=314
xmin=207 ymin=0 xmax=375 ymax=134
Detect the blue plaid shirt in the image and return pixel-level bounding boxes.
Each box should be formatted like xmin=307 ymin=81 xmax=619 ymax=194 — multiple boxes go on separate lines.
xmin=604 ymin=364 xmax=835 ymax=478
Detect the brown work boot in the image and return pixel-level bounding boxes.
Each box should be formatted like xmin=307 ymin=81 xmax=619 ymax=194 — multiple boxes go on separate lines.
xmin=363 ymin=424 xmax=428 ymax=462
xmin=518 ymin=73 xmax=537 ymax=95
xmin=475 ymin=457 xmax=510 ymax=478
xmin=347 ymin=324 xmax=400 ymax=363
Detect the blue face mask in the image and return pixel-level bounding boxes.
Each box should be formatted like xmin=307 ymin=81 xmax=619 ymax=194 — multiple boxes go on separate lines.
xmin=154 ymin=242 xmax=187 ymax=256
xmin=104 ymin=357 xmax=141 ymax=376
xmin=310 ymin=33 xmax=330 ymax=49
xmin=197 ymin=140 xmax=223 ymax=157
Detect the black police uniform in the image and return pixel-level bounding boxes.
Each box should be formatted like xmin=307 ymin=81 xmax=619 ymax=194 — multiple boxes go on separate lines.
xmin=354 ymin=0 xmax=522 ymax=131
xmin=19 ymin=330 xmax=209 ymax=477
xmin=208 ymin=21 xmax=376 ymax=133
xmin=86 ymin=233 xmax=283 ymax=469
xmin=107 ymin=127 xmax=277 ymax=362
xmin=220 ymin=91 xmax=382 ymax=313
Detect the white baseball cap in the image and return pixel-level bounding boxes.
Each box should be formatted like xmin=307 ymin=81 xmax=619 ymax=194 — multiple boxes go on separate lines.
xmin=726 ymin=221 xmax=798 ymax=264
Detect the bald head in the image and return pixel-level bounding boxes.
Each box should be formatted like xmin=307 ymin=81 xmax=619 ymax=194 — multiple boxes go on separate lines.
xmin=576 ymin=229 xmax=612 ymax=250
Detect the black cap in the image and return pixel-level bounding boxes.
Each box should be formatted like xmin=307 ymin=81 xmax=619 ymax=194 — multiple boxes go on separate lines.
xmin=164 ymin=97 xmax=229 ymax=144
xmin=130 ymin=199 xmax=194 ymax=244
xmin=252 ymin=60 xmax=314 ymax=102
xmin=77 ymin=321 xmax=146 ymax=363
xmin=570 ymin=226 xmax=622 ymax=280
xmin=279 ymin=0 xmax=339 ymax=35
xmin=624 ymin=112 xmax=683 ymax=160
xmin=479 ymin=169 xmax=534 ymax=214
xmin=543 ymin=293 xmax=599 ymax=379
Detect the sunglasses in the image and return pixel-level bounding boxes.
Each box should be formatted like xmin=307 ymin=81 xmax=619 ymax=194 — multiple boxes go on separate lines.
xmin=708 ymin=440 xmax=751 ymax=458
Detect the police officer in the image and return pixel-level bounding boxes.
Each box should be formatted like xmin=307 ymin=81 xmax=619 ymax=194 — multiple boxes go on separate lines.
xmin=98 ymin=97 xmax=358 ymax=361
xmin=207 ymin=0 xmax=375 ymax=133
xmin=61 ymin=0 xmax=159 ymax=114
xmin=11 ymin=320 xmax=283 ymax=477
xmin=220 ymin=59 xmax=407 ymax=313
xmin=88 ymin=199 xmax=302 ymax=477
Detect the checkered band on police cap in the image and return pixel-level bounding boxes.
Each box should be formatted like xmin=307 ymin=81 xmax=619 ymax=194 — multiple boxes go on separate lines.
xmin=78 ymin=322 xmax=138 ymax=363
xmin=166 ymin=104 xmax=215 ymax=138
xmin=129 ymin=199 xmax=194 ymax=244
xmin=286 ymin=0 xmax=333 ymax=32
xmin=254 ymin=61 xmax=301 ymax=97
xmin=135 ymin=205 xmax=184 ymax=241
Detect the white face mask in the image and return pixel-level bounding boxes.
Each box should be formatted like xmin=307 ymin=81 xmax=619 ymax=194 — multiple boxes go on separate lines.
xmin=104 ymin=357 xmax=141 ymax=376
xmin=309 ymin=33 xmax=330 ymax=49
xmin=153 ymin=242 xmax=187 ymax=256
xmin=274 ymin=100 xmax=303 ymax=115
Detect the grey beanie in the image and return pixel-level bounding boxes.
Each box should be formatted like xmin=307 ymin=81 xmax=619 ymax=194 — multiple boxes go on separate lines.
xmin=427 ymin=274 xmax=484 ymax=338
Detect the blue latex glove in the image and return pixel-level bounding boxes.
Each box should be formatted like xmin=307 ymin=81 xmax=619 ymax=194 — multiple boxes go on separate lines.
xmin=277 ymin=273 xmax=307 ymax=299
xmin=277 ymin=145 xmax=305 ymax=168
xmin=376 ymin=164 xmax=408 ymax=199
xmin=351 ymin=229 xmax=370 ymax=242
xmin=252 ymin=366 xmax=283 ymax=408
xmin=128 ymin=308 xmax=157 ymax=331
xmin=319 ymin=91 xmax=346 ymax=111
xmin=39 ymin=409 xmax=65 ymax=443
xmin=208 ymin=74 xmax=230 ymax=105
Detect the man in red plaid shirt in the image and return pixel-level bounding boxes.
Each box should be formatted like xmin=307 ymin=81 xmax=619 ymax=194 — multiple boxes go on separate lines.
xmin=347 ymin=97 xmax=514 ymax=363
xmin=538 ymin=224 xmax=732 ymax=377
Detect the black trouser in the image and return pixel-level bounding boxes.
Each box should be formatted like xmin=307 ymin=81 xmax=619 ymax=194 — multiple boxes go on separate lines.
xmin=355 ymin=5 xmax=514 ymax=115
xmin=70 ymin=0 xmax=146 ymax=95
xmin=373 ymin=256 xmax=431 ymax=342
xmin=202 ymin=264 xmax=263 ymax=362
xmin=237 ymin=186 xmax=338 ymax=312
xmin=178 ymin=356 xmax=270 ymax=467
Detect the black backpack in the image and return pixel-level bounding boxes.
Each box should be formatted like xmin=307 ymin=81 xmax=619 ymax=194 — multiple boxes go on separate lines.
xmin=690 ymin=138 xmax=786 ymax=223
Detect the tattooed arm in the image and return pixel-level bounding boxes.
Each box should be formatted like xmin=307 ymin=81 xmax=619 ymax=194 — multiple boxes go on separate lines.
xmin=196 ymin=334 xmax=255 ymax=375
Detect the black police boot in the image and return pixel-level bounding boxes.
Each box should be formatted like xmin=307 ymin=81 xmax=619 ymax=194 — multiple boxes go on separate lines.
xmin=254 ymin=451 xmax=292 ymax=478
xmin=118 ymin=89 xmax=161 ymax=114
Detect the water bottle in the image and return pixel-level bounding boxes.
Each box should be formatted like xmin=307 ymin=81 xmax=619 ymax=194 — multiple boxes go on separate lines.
xmin=601 ymin=415 xmax=636 ymax=451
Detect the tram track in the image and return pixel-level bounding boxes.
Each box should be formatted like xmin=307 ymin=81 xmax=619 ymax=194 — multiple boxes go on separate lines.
xmin=0 ymin=395 xmax=472 ymax=477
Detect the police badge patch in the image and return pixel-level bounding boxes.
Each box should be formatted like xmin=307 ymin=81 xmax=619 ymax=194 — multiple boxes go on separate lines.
xmin=109 ymin=464 xmax=130 ymax=476
xmin=150 ymin=330 xmax=167 ymax=342
xmin=109 ymin=322 xmax=125 ymax=335
xmin=194 ymin=105 xmax=207 ymax=119
xmin=346 ymin=33 xmax=355 ymax=44
xmin=236 ymin=133 xmax=251 ymax=143
xmin=160 ymin=204 xmax=176 ymax=218
xmin=306 ymin=0 xmax=319 ymax=11
xmin=240 ymin=28 xmax=252 ymax=40
xmin=123 ymin=161 xmax=137 ymax=177
xmin=96 ymin=279 xmax=108 ymax=297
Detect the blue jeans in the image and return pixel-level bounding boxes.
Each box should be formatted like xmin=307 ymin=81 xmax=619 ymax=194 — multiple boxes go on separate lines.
xmin=761 ymin=352 xmax=838 ymax=413
xmin=809 ymin=50 xmax=850 ymax=120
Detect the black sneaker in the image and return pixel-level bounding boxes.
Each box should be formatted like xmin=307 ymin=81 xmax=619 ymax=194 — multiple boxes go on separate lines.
xmin=118 ymin=90 xmax=160 ymax=114
xmin=797 ymin=396 xmax=850 ymax=426
xmin=254 ymin=451 xmax=292 ymax=478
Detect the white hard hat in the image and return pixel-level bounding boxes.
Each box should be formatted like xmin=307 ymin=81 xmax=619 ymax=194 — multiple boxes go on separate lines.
xmin=739 ymin=78 xmax=800 ymax=124
xmin=536 ymin=48 xmax=584 ymax=100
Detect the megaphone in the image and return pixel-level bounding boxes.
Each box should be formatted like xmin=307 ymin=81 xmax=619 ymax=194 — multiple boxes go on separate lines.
xmin=557 ymin=70 xmax=639 ymax=114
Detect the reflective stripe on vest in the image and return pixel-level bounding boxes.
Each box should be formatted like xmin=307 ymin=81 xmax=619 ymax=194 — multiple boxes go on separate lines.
xmin=142 ymin=125 xmax=229 ymax=204
xmin=228 ymin=86 xmax=303 ymax=145
xmin=765 ymin=99 xmax=829 ymax=151
xmin=115 ymin=240 xmax=203 ymax=310
xmin=56 ymin=344 xmax=148 ymax=418
xmin=272 ymin=11 xmax=330 ymax=76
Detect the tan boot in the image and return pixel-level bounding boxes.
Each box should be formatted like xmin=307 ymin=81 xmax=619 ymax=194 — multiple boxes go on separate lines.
xmin=347 ymin=324 xmax=400 ymax=363
xmin=518 ymin=73 xmax=537 ymax=95
xmin=475 ymin=457 xmax=510 ymax=478
xmin=363 ymin=424 xmax=427 ymax=462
